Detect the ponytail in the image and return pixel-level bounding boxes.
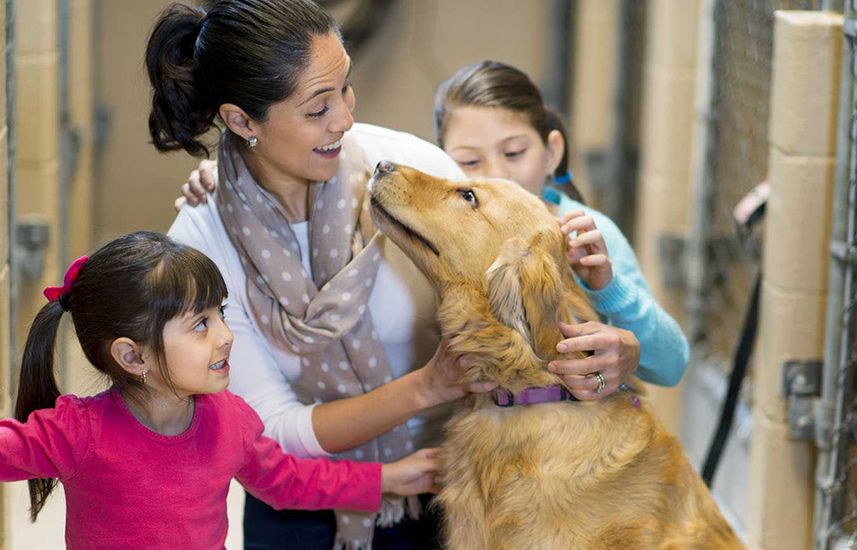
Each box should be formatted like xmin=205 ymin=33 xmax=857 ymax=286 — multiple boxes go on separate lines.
xmin=543 ymin=108 xmax=585 ymax=205
xmin=15 ymin=300 xmax=64 ymax=521
xmin=146 ymin=3 xmax=214 ymax=157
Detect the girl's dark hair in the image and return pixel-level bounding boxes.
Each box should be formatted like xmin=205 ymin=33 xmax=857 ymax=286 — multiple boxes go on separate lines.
xmin=15 ymin=231 xmax=227 ymax=521
xmin=146 ymin=0 xmax=338 ymax=157
xmin=433 ymin=60 xmax=585 ymax=204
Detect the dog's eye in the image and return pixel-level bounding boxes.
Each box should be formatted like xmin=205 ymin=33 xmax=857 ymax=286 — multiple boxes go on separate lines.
xmin=459 ymin=189 xmax=478 ymax=207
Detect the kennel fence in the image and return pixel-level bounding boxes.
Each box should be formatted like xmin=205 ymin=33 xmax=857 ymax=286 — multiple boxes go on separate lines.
xmin=680 ymin=0 xmax=830 ymax=541
xmin=815 ymin=1 xmax=857 ymax=547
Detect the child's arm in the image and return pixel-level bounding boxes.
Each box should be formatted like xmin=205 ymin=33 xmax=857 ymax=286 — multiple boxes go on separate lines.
xmin=579 ymin=227 xmax=689 ymax=387
xmin=232 ymin=393 xmax=440 ymax=511
xmin=560 ymin=208 xmax=690 ymax=387
xmin=238 ymin=433 xmax=383 ymax=512
xmin=233 ymin=392 xmax=380 ymax=511
xmin=0 ymin=395 xmax=91 ymax=481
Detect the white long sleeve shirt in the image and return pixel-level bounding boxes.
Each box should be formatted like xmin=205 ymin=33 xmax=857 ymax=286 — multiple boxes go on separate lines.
xmin=168 ymin=123 xmax=465 ymax=457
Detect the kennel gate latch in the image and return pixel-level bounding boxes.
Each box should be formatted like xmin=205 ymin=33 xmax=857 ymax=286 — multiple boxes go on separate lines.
xmin=781 ymin=360 xmax=822 ymax=441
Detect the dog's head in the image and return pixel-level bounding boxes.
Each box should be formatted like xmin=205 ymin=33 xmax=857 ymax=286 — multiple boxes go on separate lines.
xmin=370 ymin=162 xmax=595 ymax=388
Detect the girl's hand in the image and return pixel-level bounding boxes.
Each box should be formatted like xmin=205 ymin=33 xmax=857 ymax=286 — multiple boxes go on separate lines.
xmin=381 ymin=448 xmax=441 ymax=496
xmin=175 ymin=159 xmax=218 ymax=211
xmin=559 ymin=210 xmax=613 ymax=291
xmin=547 ymin=321 xmax=639 ymax=400
xmin=417 ymin=339 xmax=497 ymax=407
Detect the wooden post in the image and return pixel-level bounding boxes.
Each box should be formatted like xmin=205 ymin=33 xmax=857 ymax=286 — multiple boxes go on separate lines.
xmin=634 ymin=0 xmax=700 ymax=432
xmin=14 ymin=0 xmax=61 ymax=343
xmin=748 ymin=11 xmax=843 ymax=550
xmin=6 ymin=0 xmax=66 ymax=546
xmin=569 ymin=0 xmax=619 ymax=204
xmin=64 ymin=0 xmax=95 ymax=397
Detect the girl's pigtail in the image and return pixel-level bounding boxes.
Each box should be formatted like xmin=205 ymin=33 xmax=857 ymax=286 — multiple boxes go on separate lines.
xmin=15 ymin=299 xmax=65 ymax=521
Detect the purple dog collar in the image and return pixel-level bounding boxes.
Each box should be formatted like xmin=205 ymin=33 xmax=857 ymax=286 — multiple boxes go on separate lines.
xmin=492 ymin=385 xmax=578 ymax=407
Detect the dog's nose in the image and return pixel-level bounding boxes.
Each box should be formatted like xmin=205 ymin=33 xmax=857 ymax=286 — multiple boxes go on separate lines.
xmin=374 ymin=161 xmax=396 ymax=177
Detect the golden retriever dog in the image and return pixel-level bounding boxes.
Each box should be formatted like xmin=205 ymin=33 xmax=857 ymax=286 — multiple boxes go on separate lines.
xmin=368 ymin=162 xmax=743 ymax=550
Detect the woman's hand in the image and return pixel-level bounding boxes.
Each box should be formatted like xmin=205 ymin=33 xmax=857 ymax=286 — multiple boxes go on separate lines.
xmin=547 ymin=321 xmax=639 ymax=400
xmin=416 ymin=338 xmax=497 ymax=407
xmin=381 ymin=448 xmax=441 ymax=496
xmin=559 ymin=210 xmax=612 ymax=291
xmin=175 ymin=159 xmax=218 ymax=211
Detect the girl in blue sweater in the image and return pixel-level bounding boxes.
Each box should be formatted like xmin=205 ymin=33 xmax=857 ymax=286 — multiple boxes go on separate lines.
xmin=432 ymin=60 xmax=689 ymax=397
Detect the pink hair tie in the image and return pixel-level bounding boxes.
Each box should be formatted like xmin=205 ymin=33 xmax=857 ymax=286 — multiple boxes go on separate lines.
xmin=43 ymin=255 xmax=88 ymax=310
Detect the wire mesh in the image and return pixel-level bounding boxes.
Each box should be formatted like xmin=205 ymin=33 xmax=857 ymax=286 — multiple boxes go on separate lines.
xmin=698 ymin=0 xmax=816 ymax=366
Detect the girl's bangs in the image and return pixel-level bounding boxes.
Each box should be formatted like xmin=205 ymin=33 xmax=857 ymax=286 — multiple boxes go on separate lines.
xmin=148 ymin=246 xmax=229 ymax=319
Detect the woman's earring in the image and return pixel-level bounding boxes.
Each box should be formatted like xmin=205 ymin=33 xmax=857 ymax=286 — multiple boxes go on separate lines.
xmin=247 ymin=135 xmax=258 ymax=149
xmin=141 ymin=369 xmax=148 ymax=385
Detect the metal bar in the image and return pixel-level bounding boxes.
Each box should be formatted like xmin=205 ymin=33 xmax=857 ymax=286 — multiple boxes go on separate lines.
xmin=610 ymin=0 xmax=639 ymax=237
xmin=831 ymin=534 xmax=857 ymax=549
xmin=822 ymin=0 xmax=846 ymax=12
xmin=830 ymin=240 xmax=857 ymax=263
xmin=58 ymin=0 xmax=69 ymax=265
xmin=542 ymin=0 xmax=574 ymax=117
xmin=686 ymin=0 xmax=718 ymax=343
xmin=815 ymin=1 xmax=857 ymax=546
xmin=56 ymin=0 xmax=71 ymax=388
xmin=6 ymin=0 xmax=15 ymax=404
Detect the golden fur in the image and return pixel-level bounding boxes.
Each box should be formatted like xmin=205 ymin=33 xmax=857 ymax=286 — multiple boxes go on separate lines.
xmin=369 ymin=164 xmax=744 ymax=550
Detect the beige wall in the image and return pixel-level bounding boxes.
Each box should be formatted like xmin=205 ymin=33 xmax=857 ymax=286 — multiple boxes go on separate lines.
xmin=94 ymin=0 xmax=200 ymax=242
xmin=350 ymin=0 xmax=554 ymax=140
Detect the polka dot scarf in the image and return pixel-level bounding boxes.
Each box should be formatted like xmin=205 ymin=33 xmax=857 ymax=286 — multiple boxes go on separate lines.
xmin=216 ymin=131 xmax=419 ymax=549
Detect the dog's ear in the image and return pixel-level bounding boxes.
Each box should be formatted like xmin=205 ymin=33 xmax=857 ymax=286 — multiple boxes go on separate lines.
xmin=485 ymin=231 xmax=564 ymax=358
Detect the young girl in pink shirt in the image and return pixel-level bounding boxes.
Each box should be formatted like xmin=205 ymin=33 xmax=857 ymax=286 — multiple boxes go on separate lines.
xmin=1 ymin=231 xmax=438 ymax=549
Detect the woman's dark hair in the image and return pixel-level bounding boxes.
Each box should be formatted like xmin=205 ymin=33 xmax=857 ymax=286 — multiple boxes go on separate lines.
xmin=433 ymin=60 xmax=585 ymax=203
xmin=146 ymin=0 xmax=338 ymax=157
xmin=15 ymin=231 xmax=227 ymax=521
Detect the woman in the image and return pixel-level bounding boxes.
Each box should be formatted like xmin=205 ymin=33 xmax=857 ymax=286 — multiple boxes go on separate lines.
xmin=147 ymin=2 xmax=486 ymax=549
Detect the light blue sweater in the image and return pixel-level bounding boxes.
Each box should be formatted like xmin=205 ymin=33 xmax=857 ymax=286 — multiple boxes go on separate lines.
xmin=558 ymin=194 xmax=689 ymax=387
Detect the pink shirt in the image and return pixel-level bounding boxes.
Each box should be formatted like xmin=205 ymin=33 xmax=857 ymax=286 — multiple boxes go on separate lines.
xmin=0 ymin=388 xmax=381 ymax=549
